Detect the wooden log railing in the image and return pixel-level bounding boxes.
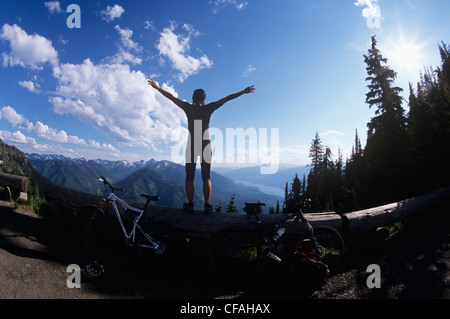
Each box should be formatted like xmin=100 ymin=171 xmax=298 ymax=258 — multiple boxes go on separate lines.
xmin=0 ymin=172 xmax=29 ymax=201
xmin=44 ymin=183 xmax=450 ymax=240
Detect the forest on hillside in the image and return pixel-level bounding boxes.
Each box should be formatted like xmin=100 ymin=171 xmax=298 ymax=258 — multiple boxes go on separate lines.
xmin=283 ymin=36 xmax=450 ymax=213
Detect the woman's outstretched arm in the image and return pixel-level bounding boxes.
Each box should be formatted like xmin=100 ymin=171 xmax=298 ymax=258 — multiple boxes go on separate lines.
xmin=214 ymin=85 xmax=255 ymax=108
xmin=148 ymin=79 xmax=189 ymax=109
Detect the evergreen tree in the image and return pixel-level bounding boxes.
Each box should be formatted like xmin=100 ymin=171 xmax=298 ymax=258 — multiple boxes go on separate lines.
xmin=306 ymin=132 xmax=324 ymax=211
xmin=343 ymin=129 xmax=366 ymax=210
xmin=275 ymin=201 xmax=280 ymax=214
xmin=363 ymin=36 xmax=409 ymax=205
xmin=283 ymin=182 xmax=289 ymax=213
xmin=407 ymin=42 xmax=450 ymax=193
xmin=309 ymin=132 xmax=324 ymax=175
xmin=226 ymin=194 xmax=238 ymax=213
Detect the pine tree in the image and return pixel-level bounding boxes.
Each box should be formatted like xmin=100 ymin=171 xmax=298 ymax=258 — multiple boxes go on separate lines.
xmin=226 ymin=194 xmax=238 ymax=213
xmin=275 ymin=201 xmax=280 ymax=214
xmin=309 ymin=132 xmax=324 ymax=175
xmin=363 ymin=36 xmax=409 ymax=205
xmin=407 ymin=42 xmax=450 ymax=193
xmin=291 ymin=173 xmax=302 ymax=206
xmin=306 ymin=132 xmax=324 ymax=211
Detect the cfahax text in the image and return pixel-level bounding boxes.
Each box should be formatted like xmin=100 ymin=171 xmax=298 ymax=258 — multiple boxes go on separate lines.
xmin=180 ymin=303 xmax=270 ymax=316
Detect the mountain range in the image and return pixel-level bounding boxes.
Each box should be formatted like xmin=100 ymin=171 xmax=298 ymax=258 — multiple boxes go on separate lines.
xmin=26 ymin=153 xmax=285 ymax=211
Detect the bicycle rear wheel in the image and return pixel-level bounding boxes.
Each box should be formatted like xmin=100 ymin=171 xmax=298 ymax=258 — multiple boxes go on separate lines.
xmin=295 ymin=226 xmax=345 ymax=273
xmin=209 ymin=228 xmax=260 ymax=276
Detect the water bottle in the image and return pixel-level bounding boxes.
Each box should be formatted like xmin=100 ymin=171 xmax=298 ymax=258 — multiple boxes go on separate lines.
xmin=273 ymin=227 xmax=285 ymax=241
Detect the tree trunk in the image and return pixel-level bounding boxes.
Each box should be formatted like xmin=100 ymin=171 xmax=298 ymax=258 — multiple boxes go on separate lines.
xmin=0 ymin=172 xmax=29 ymax=193
xmin=44 ymin=183 xmax=450 ymax=239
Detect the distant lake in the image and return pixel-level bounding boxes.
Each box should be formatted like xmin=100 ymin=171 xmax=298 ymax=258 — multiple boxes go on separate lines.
xmin=236 ymin=181 xmax=284 ymax=198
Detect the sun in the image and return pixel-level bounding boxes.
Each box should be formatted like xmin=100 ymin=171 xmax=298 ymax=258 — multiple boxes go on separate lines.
xmin=392 ymin=42 xmax=422 ymax=72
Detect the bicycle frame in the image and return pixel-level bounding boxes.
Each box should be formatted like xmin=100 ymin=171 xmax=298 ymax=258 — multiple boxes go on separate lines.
xmin=106 ymin=192 xmax=160 ymax=251
xmin=264 ymin=208 xmax=323 ymax=262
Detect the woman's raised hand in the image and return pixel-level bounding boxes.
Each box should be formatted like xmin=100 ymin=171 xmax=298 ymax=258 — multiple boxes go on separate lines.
xmin=244 ymin=85 xmax=255 ymax=94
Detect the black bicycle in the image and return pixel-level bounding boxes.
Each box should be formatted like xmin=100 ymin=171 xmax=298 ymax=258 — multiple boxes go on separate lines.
xmin=208 ymin=203 xmax=345 ymax=280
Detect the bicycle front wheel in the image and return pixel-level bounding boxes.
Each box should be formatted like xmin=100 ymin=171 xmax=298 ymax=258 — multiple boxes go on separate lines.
xmin=209 ymin=228 xmax=260 ymax=277
xmin=295 ymin=226 xmax=345 ymax=273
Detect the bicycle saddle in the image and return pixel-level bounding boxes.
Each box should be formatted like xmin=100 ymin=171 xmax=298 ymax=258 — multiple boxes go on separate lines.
xmin=140 ymin=194 xmax=160 ymax=201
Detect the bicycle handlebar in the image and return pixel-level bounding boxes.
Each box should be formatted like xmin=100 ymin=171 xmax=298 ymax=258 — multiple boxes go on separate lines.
xmin=99 ymin=175 xmax=124 ymax=193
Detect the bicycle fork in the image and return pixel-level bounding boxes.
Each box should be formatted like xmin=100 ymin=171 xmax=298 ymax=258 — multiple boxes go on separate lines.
xmin=262 ymin=246 xmax=283 ymax=264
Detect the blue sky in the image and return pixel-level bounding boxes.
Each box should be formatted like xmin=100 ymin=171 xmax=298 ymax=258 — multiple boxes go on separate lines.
xmin=0 ymin=0 xmax=449 ymax=170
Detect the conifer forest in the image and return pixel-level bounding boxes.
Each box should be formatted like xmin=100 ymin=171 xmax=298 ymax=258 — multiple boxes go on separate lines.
xmin=284 ymin=36 xmax=450 ymax=213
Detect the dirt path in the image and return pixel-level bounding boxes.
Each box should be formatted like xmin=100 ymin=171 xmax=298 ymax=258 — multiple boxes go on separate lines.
xmin=0 ymin=200 xmax=448 ymax=300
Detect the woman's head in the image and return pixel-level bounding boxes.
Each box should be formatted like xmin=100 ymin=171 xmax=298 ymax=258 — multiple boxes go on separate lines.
xmin=192 ymin=89 xmax=206 ymax=105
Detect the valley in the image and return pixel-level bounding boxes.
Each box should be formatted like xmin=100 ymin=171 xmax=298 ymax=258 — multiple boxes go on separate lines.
xmin=26 ymin=153 xmax=288 ymax=212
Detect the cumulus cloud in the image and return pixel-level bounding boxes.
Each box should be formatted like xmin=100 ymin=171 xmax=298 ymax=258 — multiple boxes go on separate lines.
xmin=0 ymin=23 xmax=58 ymax=69
xmin=101 ymin=4 xmax=125 ymax=22
xmin=0 ymin=106 xmax=117 ymax=152
xmin=0 ymin=106 xmax=32 ymax=128
xmin=157 ymin=23 xmax=213 ymax=82
xmin=0 ymin=130 xmax=38 ymax=145
xmin=355 ymin=0 xmax=382 ymax=29
xmin=110 ymin=25 xmax=142 ymax=65
xmin=18 ymin=80 xmax=40 ymax=93
xmin=115 ymin=25 xmax=141 ymax=51
xmin=44 ymin=1 xmax=62 ymax=14
xmin=49 ymin=59 xmax=187 ymax=149
xmin=0 ymin=23 xmax=211 ymax=156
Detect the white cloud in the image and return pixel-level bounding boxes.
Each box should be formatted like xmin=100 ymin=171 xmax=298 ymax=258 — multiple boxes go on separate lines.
xmin=355 ymin=0 xmax=382 ymax=29
xmin=0 ymin=106 xmax=32 ymax=128
xmin=0 ymin=129 xmax=111 ymax=157
xmin=110 ymin=25 xmax=142 ymax=65
xmin=101 ymin=4 xmax=125 ymax=22
xmin=0 ymin=23 xmax=58 ymax=69
xmin=211 ymin=0 xmax=248 ymax=13
xmin=44 ymin=1 xmax=62 ymax=14
xmin=114 ymin=25 xmax=140 ymax=51
xmin=0 ymin=23 xmax=207 ymax=158
xmin=144 ymin=20 xmax=156 ymax=31
xmin=0 ymin=130 xmax=37 ymax=145
xmin=243 ymin=64 xmax=256 ymax=77
xmin=49 ymin=59 xmax=187 ymax=149
xmin=0 ymin=106 xmax=118 ymax=153
xmin=157 ymin=24 xmax=213 ymax=82
xmin=18 ymin=80 xmax=40 ymax=93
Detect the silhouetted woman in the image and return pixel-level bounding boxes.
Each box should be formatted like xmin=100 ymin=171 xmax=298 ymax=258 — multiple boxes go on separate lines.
xmin=148 ymin=79 xmax=255 ymax=213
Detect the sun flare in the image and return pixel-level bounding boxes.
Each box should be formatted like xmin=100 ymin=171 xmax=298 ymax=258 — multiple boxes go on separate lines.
xmin=393 ymin=43 xmax=421 ymax=72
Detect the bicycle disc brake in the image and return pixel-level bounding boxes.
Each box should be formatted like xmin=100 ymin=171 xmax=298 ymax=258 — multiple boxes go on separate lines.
xmin=153 ymin=242 xmax=165 ymax=255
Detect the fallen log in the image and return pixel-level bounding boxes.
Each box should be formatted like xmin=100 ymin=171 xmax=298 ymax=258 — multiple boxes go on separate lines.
xmin=343 ymin=185 xmax=450 ymax=236
xmin=44 ymin=183 xmax=450 ymax=239
xmin=0 ymin=172 xmax=29 ymax=201
xmin=0 ymin=172 xmax=29 ymax=193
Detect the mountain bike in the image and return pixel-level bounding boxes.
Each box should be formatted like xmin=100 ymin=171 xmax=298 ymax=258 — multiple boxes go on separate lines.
xmin=208 ymin=203 xmax=345 ymax=281
xmin=77 ymin=176 xmax=185 ymax=265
